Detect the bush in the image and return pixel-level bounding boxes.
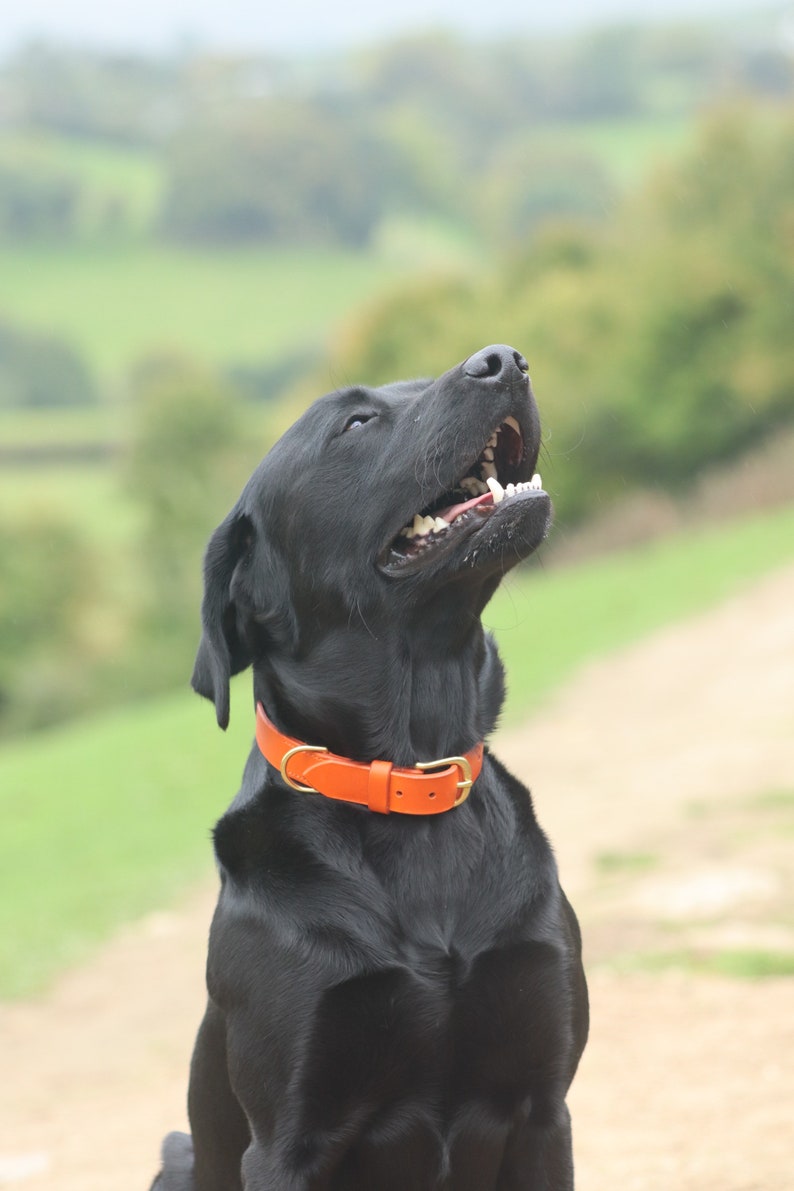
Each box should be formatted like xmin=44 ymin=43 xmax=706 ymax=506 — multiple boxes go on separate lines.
xmin=322 ymin=103 xmax=794 ymax=523
xmin=0 ymin=155 xmax=81 ymax=240
xmin=0 ymin=512 xmax=98 ymax=731
xmin=0 ymin=320 xmax=98 ymax=408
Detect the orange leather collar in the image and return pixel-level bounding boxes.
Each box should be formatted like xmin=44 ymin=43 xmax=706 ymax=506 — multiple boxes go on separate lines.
xmin=256 ymin=703 xmax=483 ymax=815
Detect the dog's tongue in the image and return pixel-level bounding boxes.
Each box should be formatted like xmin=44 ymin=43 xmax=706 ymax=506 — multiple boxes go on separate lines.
xmin=439 ymin=491 xmax=494 ymax=524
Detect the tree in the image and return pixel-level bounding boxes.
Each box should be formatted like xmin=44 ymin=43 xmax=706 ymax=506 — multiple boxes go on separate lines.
xmin=318 ymin=103 xmax=794 ymax=523
xmin=0 ymin=156 xmax=80 ymax=240
xmin=0 ymin=513 xmax=96 ymax=731
xmin=158 ymin=99 xmax=410 ymax=247
xmin=124 ymin=359 xmax=262 ymax=679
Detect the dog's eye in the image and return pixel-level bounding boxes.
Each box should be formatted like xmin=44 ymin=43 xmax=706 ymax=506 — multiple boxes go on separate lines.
xmin=343 ymin=414 xmax=374 ymax=431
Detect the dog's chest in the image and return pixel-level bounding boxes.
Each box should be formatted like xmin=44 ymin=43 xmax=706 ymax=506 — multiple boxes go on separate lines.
xmin=213 ymin=794 xmax=561 ymax=1054
xmin=207 ymin=783 xmax=577 ymax=1177
xmin=213 ymin=788 xmax=532 ymax=960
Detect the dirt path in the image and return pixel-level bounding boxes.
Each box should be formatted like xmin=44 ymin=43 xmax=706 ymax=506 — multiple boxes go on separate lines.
xmin=2 ymin=563 xmax=793 ymax=1190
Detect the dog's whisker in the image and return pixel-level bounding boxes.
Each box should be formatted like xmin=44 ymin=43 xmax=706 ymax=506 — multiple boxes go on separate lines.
xmin=353 ymin=598 xmax=377 ymax=641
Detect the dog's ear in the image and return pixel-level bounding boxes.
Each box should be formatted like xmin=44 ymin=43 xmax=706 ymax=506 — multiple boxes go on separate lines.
xmin=191 ymin=510 xmax=254 ymax=729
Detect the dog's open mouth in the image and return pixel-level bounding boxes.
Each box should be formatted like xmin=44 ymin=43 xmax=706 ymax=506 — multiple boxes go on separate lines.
xmin=380 ymin=416 xmax=545 ymax=572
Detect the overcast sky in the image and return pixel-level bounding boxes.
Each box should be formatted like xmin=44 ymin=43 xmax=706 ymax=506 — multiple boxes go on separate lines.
xmin=0 ymin=0 xmax=769 ymax=56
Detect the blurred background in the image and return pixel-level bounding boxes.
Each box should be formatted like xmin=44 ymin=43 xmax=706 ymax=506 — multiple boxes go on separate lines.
xmin=0 ymin=1 xmax=793 ymax=1185
xmin=1 ymin=0 xmax=792 ymax=737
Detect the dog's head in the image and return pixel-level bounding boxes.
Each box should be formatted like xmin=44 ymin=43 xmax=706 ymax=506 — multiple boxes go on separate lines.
xmin=193 ymin=345 xmax=551 ymax=732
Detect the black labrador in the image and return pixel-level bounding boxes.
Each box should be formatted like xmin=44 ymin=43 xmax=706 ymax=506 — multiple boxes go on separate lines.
xmin=151 ymin=344 xmax=588 ymax=1190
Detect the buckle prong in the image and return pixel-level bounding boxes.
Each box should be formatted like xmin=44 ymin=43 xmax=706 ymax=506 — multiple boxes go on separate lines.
xmin=416 ymin=755 xmax=474 ymax=806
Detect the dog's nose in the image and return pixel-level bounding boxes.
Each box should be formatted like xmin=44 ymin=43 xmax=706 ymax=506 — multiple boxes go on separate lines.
xmin=462 ymin=344 xmax=529 ymax=380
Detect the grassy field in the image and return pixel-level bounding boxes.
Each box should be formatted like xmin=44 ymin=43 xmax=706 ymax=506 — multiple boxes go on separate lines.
xmin=0 ymin=110 xmax=695 ymax=388
xmin=1 ymin=502 xmax=792 ymax=999
xmin=0 ymin=131 xmax=163 ymax=236
xmin=0 ymin=692 xmax=242 ymax=998
xmin=491 ymin=503 xmax=794 ymax=723
xmin=0 ymin=244 xmax=409 ymax=381
xmin=0 ymin=405 xmax=121 ymax=448
xmin=490 ymin=500 xmax=794 ymax=714
xmin=0 ymin=464 xmax=142 ymax=551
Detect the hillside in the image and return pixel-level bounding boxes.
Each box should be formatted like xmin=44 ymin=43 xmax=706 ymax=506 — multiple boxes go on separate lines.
xmin=0 ymin=560 xmax=791 ymax=1189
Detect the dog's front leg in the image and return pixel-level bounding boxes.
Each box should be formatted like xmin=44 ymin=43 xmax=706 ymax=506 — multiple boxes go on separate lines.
xmin=186 ymin=999 xmax=251 ymax=1191
xmin=149 ymin=1131 xmax=195 ymax=1190
xmin=239 ymin=1143 xmax=335 ymax=1191
xmin=496 ymin=1103 xmax=575 ymax=1191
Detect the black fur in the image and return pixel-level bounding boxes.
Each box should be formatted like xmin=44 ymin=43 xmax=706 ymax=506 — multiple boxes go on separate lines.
xmin=150 ymin=345 xmax=588 ymax=1190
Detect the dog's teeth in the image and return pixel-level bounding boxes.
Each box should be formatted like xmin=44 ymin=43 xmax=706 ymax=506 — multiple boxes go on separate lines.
xmin=487 ymin=433 xmax=498 ymax=447
xmin=504 ymin=416 xmax=521 ymax=435
xmin=460 ymin=476 xmax=486 ymax=496
xmin=486 ymin=476 xmax=504 ymax=504
xmin=414 ymin=515 xmax=435 ymax=536
xmin=402 ymin=512 xmax=449 ymax=541
xmin=401 ymin=472 xmax=534 ymax=547
xmin=481 ymin=447 xmax=495 ymax=462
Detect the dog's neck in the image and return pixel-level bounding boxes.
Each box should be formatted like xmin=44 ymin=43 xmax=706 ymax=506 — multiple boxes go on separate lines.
xmin=253 ymin=609 xmax=503 ymax=769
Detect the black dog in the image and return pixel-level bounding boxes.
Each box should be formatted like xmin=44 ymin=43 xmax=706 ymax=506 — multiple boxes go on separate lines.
xmin=151 ymin=345 xmax=588 ymax=1190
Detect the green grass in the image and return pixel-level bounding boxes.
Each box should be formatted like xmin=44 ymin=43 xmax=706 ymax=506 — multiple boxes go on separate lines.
xmin=0 ymin=411 xmax=272 ymax=602
xmin=1 ymin=502 xmax=793 ymax=998
xmin=0 ymin=689 xmax=251 ymax=997
xmin=608 ymin=948 xmax=794 ymax=980
xmin=0 ymin=400 xmax=268 ymax=550
xmin=487 ymin=503 xmax=794 ymax=723
xmin=0 ymin=244 xmax=408 ymax=381
xmin=595 ymin=851 xmax=659 ymax=876
xmin=0 ymin=465 xmax=141 ymax=548
xmin=745 ymin=789 xmax=794 ymax=813
xmin=0 ymin=406 xmax=120 ymax=448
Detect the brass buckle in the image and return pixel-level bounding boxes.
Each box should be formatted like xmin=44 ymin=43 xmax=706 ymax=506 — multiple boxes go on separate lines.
xmin=416 ymin=755 xmax=473 ymax=807
xmin=280 ymin=744 xmax=326 ymax=793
